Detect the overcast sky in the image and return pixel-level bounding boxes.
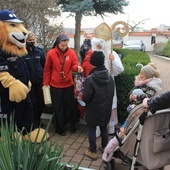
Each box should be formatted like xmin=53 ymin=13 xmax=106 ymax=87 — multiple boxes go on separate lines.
xmin=61 ymin=0 xmax=170 ymax=29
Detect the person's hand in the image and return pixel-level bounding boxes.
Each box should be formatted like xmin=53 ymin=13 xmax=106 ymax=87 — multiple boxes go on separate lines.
xmin=142 ymin=98 xmax=149 ymax=109
xmin=142 ymin=98 xmax=149 ymax=112
xmin=42 ymin=85 xmax=50 ymax=89
xmin=78 ymin=66 xmax=83 ymax=72
xmin=109 ymin=53 xmax=115 ymax=61
xmin=136 ymin=75 xmax=142 ymax=81
xmin=120 ymin=127 xmax=125 ymax=139
xmin=84 ymin=44 xmax=88 ymax=49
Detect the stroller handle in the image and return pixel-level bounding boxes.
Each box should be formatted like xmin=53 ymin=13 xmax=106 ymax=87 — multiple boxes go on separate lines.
xmin=139 ymin=110 xmax=148 ymax=125
xmin=131 ymin=110 xmax=148 ymax=170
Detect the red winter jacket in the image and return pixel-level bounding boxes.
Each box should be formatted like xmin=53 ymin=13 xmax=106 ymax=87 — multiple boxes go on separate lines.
xmin=81 ymin=49 xmax=93 ymax=78
xmin=43 ymin=47 xmax=79 ymax=88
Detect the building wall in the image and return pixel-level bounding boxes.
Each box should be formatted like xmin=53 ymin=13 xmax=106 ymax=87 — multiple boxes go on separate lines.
xmin=68 ymin=34 xmax=92 ymax=49
xmin=67 ymin=29 xmax=170 ymax=52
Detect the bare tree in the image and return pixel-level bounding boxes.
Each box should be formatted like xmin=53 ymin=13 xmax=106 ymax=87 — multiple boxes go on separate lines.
xmin=0 ymin=0 xmax=63 ymax=53
xmin=158 ymin=32 xmax=170 ymax=39
xmin=128 ymin=18 xmax=149 ymax=32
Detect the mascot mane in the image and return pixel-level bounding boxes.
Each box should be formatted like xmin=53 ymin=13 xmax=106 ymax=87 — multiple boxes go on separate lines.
xmin=0 ymin=21 xmax=28 ymax=57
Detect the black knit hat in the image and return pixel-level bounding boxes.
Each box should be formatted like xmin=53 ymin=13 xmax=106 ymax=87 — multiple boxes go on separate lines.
xmin=90 ymin=51 xmax=105 ymax=67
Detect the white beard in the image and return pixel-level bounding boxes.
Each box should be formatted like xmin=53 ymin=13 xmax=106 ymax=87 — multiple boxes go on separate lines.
xmin=91 ymin=37 xmax=111 ymax=70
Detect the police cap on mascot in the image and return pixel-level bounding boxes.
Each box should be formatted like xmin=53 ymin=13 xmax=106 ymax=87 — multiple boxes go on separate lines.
xmin=0 ymin=9 xmax=48 ymax=142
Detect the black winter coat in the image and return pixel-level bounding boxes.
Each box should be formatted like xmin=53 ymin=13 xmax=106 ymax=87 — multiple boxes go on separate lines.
xmin=148 ymin=90 xmax=170 ymax=114
xmin=79 ymin=39 xmax=91 ymax=62
xmin=0 ymin=48 xmax=30 ymax=88
xmin=82 ymin=66 xmax=114 ymax=126
xmin=23 ymin=46 xmax=46 ymax=84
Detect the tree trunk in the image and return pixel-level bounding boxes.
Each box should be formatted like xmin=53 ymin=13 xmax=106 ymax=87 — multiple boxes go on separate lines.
xmin=74 ymin=12 xmax=82 ymax=62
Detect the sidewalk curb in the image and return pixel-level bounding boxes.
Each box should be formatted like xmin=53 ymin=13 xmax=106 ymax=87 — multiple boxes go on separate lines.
xmin=154 ymin=54 xmax=170 ymax=60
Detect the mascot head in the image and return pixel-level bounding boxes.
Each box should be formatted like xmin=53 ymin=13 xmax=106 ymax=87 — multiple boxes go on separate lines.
xmin=0 ymin=10 xmax=28 ymax=56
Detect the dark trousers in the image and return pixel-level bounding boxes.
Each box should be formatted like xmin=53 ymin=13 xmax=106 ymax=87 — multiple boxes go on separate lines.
xmin=29 ymin=83 xmax=44 ymax=126
xmin=51 ymin=85 xmax=79 ymax=132
xmin=1 ymin=92 xmax=35 ymax=135
xmin=87 ymin=124 xmax=109 ymax=152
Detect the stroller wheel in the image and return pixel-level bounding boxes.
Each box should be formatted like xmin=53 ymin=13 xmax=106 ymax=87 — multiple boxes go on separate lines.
xmin=103 ymin=159 xmax=115 ymax=170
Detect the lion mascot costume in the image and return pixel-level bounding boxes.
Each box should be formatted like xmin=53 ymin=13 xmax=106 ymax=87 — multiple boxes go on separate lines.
xmin=0 ymin=9 xmax=49 ymax=142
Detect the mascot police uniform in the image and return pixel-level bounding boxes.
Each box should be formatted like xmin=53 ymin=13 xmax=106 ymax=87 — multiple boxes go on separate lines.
xmin=0 ymin=9 xmax=48 ymax=142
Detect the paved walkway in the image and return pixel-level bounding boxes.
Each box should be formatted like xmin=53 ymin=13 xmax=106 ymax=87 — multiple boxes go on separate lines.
xmin=42 ymin=52 xmax=170 ymax=170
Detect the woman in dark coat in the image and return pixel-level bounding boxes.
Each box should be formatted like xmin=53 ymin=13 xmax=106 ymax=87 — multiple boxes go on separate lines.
xmin=83 ymin=51 xmax=114 ymax=160
xmin=142 ymin=90 xmax=170 ymax=114
xmin=23 ymin=32 xmax=46 ymax=127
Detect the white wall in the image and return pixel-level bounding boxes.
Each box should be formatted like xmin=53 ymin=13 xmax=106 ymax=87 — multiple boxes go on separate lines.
xmin=69 ymin=35 xmax=86 ymax=48
xmin=69 ymin=38 xmax=74 ymax=48
xmin=123 ymin=35 xmax=169 ymax=51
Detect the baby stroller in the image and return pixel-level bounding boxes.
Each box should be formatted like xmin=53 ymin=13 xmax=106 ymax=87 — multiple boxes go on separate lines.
xmin=102 ymin=104 xmax=170 ymax=170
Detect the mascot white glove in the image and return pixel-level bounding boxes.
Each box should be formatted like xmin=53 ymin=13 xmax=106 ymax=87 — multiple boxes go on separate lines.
xmin=0 ymin=71 xmax=29 ymax=103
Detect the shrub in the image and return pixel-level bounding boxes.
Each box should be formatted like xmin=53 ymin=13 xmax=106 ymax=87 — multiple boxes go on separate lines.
xmin=0 ymin=117 xmax=79 ymax=170
xmin=153 ymin=42 xmax=166 ymax=56
xmin=162 ymin=40 xmax=170 ymax=58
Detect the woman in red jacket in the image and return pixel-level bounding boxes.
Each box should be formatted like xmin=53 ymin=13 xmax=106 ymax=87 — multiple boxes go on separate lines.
xmin=43 ymin=34 xmax=83 ymax=136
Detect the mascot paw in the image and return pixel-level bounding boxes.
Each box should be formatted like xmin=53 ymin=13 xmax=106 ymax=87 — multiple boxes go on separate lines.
xmin=9 ymin=80 xmax=29 ymax=102
xmin=13 ymin=131 xmax=23 ymax=142
xmin=23 ymin=128 xmax=49 ymax=143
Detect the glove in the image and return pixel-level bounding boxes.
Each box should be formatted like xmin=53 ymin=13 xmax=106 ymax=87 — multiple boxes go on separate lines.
xmin=0 ymin=72 xmax=29 ymax=103
xmin=9 ymin=80 xmax=29 ymax=102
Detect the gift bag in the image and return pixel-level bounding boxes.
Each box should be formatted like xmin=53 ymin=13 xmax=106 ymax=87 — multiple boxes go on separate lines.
xmin=73 ymin=73 xmax=86 ymax=118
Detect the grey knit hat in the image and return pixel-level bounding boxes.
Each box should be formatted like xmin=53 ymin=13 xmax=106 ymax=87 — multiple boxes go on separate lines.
xmin=141 ymin=65 xmax=154 ymax=79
